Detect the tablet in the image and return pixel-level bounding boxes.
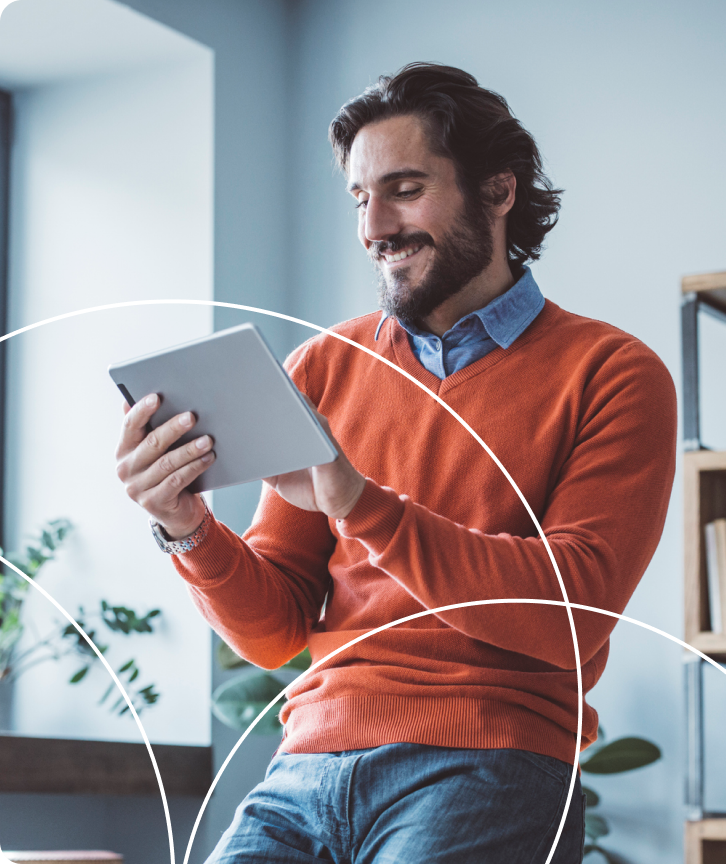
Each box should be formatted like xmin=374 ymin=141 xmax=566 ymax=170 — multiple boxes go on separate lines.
xmin=108 ymin=323 xmax=338 ymax=493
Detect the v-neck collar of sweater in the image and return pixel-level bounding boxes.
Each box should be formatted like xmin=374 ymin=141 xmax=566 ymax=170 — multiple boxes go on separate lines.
xmin=385 ymin=299 xmax=559 ymax=396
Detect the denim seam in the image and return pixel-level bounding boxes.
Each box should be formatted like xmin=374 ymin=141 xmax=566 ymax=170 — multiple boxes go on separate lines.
xmin=516 ymin=750 xmax=571 ymax=785
xmin=316 ymin=758 xmax=334 ymax=838
xmin=526 ymin=773 xmax=570 ymax=864
xmin=342 ymin=752 xmax=364 ymax=861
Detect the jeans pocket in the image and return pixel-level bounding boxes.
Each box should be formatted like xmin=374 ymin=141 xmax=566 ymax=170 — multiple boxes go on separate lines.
xmin=518 ymin=750 xmax=572 ymax=785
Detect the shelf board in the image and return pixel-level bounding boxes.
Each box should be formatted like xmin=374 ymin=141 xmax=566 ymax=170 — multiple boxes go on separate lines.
xmin=682 ymin=271 xmax=726 ymax=315
xmin=0 ymin=733 xmax=212 ymax=796
xmin=686 ymin=819 xmax=726 ymax=864
xmin=687 ymin=818 xmax=726 ymax=839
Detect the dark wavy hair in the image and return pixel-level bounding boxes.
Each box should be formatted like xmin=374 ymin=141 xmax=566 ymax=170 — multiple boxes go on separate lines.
xmin=329 ymin=62 xmax=562 ymax=270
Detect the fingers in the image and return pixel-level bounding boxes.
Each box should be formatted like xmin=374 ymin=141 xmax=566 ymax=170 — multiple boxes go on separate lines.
xmin=134 ymin=450 xmax=216 ymax=517
xmin=117 ymin=398 xmax=199 ymax=476
xmin=115 ymin=393 xmax=161 ymax=461
xmin=131 ymin=434 xmax=215 ymax=500
xmin=133 ymin=410 xmax=196 ymax=474
xmin=114 ymin=392 xmax=217 ymax=536
xmin=119 ymin=425 xmax=216 ymax=532
xmin=116 ymin=391 xmax=215 ymax=481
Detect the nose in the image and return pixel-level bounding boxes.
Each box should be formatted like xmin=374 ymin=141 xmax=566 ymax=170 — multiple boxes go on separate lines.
xmin=361 ymin=196 xmax=402 ymax=247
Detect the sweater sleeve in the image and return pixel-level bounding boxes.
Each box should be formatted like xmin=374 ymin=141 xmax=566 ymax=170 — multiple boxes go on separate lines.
xmin=170 ymin=341 xmax=337 ymax=670
xmin=336 ymin=341 xmax=678 ymax=670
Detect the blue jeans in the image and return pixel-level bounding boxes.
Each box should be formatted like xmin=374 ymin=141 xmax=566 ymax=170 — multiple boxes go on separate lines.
xmin=205 ymin=744 xmax=586 ymax=863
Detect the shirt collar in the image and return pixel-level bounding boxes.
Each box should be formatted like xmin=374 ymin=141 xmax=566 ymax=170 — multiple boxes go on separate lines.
xmin=374 ymin=266 xmax=543 ymax=347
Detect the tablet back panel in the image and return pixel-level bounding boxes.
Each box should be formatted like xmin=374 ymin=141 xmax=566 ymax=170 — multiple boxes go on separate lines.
xmin=109 ymin=324 xmax=337 ymax=492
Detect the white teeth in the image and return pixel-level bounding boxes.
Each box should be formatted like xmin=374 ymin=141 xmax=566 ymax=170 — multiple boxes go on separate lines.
xmin=384 ymin=245 xmax=421 ymax=263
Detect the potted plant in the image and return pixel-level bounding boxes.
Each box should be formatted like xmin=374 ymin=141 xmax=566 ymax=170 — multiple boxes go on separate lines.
xmin=0 ymin=519 xmax=162 ymax=722
xmin=580 ymin=726 xmax=661 ymax=862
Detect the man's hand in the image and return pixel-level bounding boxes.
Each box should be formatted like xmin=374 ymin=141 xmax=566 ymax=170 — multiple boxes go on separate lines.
xmin=263 ymin=398 xmax=366 ymax=520
xmin=115 ymin=393 xmax=215 ymax=539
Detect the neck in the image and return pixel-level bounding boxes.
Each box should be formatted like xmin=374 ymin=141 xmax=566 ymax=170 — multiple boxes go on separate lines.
xmin=421 ymin=255 xmax=517 ymax=337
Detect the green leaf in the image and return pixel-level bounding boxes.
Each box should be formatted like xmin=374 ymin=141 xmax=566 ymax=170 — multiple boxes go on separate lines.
xmin=585 ymin=812 xmax=609 ymax=840
xmin=119 ymin=659 xmax=134 ymax=673
xmin=70 ymin=665 xmax=90 ymax=683
xmin=139 ymin=684 xmax=159 ymax=705
xmin=211 ymin=670 xmax=286 ymax=735
xmin=101 ymin=603 xmax=160 ymax=635
xmin=216 ymin=640 xmax=251 ymax=670
xmin=581 ymin=737 xmax=661 ymax=774
xmin=582 ymin=785 xmax=600 ymax=807
xmin=283 ymin=647 xmax=312 ymax=671
xmin=41 ymin=530 xmax=55 ymax=551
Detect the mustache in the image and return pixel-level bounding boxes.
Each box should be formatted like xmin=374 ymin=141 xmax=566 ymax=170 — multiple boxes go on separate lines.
xmin=369 ymin=231 xmax=434 ymax=261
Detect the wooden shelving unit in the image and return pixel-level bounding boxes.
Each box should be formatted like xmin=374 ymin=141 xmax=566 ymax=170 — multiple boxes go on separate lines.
xmin=682 ymin=271 xmax=726 ymax=863
xmin=684 ymin=449 xmax=726 ymax=658
xmin=686 ymin=820 xmax=726 ymax=864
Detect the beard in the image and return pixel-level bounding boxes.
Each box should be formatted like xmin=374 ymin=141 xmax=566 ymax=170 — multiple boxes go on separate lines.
xmin=371 ymin=193 xmax=495 ymax=329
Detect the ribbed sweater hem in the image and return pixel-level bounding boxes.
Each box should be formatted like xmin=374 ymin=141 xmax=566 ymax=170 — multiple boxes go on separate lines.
xmin=280 ymin=696 xmax=579 ymax=766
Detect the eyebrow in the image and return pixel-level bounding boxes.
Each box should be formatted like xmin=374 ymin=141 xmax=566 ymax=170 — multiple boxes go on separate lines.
xmin=347 ymin=169 xmax=429 ymax=194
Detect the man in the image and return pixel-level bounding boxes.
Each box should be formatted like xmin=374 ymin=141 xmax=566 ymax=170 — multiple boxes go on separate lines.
xmin=116 ymin=64 xmax=677 ymax=862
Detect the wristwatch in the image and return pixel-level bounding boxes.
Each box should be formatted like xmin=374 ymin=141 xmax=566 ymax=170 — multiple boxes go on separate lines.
xmin=149 ymin=498 xmax=213 ymax=554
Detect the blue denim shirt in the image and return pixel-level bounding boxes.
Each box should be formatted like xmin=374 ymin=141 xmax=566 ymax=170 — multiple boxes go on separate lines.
xmin=374 ymin=266 xmax=545 ymax=379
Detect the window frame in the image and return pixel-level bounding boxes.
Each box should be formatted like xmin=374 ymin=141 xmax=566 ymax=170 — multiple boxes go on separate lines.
xmin=0 ymin=88 xmax=11 ymax=553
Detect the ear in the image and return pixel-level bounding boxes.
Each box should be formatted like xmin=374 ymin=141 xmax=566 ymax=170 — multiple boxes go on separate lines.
xmin=483 ymin=171 xmax=516 ymax=215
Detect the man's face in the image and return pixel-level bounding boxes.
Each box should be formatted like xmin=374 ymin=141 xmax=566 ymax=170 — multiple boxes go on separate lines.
xmin=347 ymin=114 xmax=494 ymax=327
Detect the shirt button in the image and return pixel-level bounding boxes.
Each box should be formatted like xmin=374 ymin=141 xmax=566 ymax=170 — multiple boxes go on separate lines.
xmin=435 ymin=340 xmax=441 ymax=351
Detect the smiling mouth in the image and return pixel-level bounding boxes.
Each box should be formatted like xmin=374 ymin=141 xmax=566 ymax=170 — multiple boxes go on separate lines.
xmin=381 ymin=245 xmax=423 ymax=266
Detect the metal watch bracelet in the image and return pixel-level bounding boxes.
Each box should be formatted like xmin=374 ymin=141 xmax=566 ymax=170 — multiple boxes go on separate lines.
xmin=149 ymin=498 xmax=212 ymax=554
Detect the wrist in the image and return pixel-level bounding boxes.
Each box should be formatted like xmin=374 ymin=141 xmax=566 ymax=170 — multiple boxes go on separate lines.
xmin=150 ymin=498 xmax=211 ymax=554
xmin=332 ymin=473 xmax=367 ymax=520
xmin=160 ymin=499 xmax=207 ymax=540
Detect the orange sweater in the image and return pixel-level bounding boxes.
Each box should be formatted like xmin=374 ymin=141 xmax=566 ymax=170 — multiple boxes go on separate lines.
xmin=174 ymin=300 xmax=677 ymax=765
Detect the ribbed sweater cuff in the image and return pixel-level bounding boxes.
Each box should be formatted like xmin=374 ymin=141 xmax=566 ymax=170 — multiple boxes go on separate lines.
xmin=337 ymin=479 xmax=405 ymax=551
xmin=171 ymin=514 xmax=241 ymax=588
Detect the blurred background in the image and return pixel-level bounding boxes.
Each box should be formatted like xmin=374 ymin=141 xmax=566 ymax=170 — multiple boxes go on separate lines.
xmin=0 ymin=0 xmax=724 ymax=861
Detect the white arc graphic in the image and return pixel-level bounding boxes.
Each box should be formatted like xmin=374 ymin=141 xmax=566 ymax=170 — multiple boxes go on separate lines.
xmin=0 ymin=553 xmax=175 ymax=864
xmin=186 ymin=598 xmax=726 ymax=864
xmin=0 ymin=299 xmax=692 ymax=863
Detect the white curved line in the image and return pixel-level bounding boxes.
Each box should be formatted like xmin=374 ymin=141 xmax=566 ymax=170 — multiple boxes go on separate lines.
xmin=0 ymin=553 xmax=174 ymax=864
xmin=2 ymin=298 xmax=587 ymax=861
xmin=188 ymin=598 xmax=720 ymax=864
